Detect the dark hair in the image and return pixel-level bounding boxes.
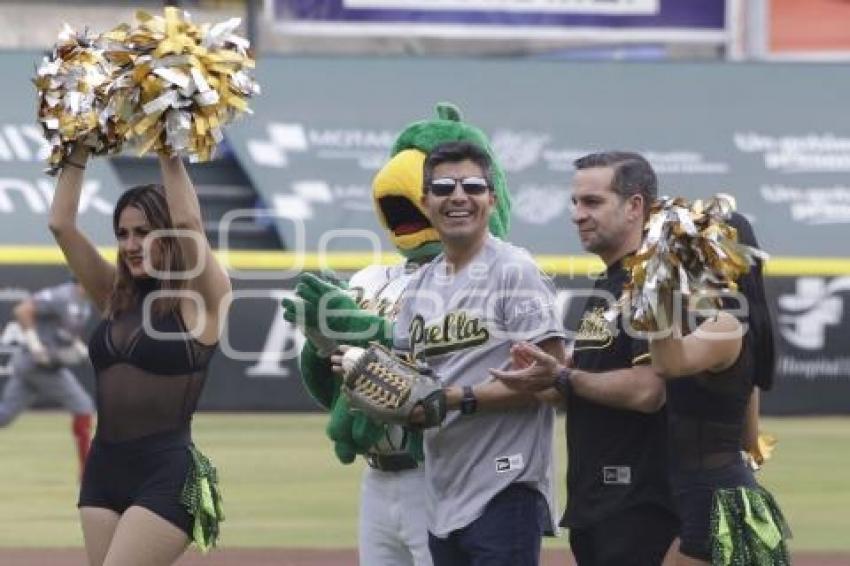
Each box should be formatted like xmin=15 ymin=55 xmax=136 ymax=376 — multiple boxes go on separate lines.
xmin=727 ymin=212 xmax=775 ymax=390
xmin=423 ymin=141 xmax=493 ymax=192
xmin=573 ymin=151 xmax=658 ymax=218
xmin=109 ymin=184 xmax=185 ymax=317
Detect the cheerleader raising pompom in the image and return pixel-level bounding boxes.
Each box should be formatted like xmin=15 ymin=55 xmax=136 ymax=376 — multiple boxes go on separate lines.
xmin=36 ymin=6 xmax=260 ymax=172
xmin=35 ymin=24 xmax=123 ymax=174
xmin=623 ymin=194 xmax=768 ymax=331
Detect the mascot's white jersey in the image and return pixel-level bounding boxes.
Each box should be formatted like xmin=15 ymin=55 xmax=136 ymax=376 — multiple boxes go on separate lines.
xmin=347 ymin=262 xmax=420 ymax=454
xmin=348 ymin=261 xmax=434 ymax=566
xmin=348 ymin=263 xmax=416 ymax=320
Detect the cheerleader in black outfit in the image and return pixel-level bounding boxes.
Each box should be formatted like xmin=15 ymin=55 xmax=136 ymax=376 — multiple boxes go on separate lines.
xmin=649 ymin=213 xmax=791 ymax=566
xmin=49 ymin=144 xmax=230 ymax=566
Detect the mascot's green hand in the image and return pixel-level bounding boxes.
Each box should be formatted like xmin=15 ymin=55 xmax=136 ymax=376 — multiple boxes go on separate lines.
xmin=298 ymin=341 xmax=340 ymax=410
xmin=281 ymin=296 xmax=339 ymax=357
xmin=327 ymin=396 xmax=358 ymax=464
xmin=282 ymin=294 xmax=325 ymax=330
xmin=295 ymin=273 xmax=393 ymax=347
xmin=280 ymin=297 xmax=301 ymax=324
xmin=295 ymin=272 xmax=353 ymax=306
xmin=333 ymin=440 xmax=356 ymax=465
xmin=281 ymin=271 xmax=347 ymax=327
xmin=350 ymin=412 xmax=385 ymax=453
xmin=317 ymin=269 xmax=348 ymax=290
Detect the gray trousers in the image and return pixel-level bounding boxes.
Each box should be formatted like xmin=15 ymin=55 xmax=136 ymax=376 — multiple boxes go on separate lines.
xmin=359 ymin=465 xmax=433 ymax=566
xmin=0 ymin=351 xmax=94 ymax=426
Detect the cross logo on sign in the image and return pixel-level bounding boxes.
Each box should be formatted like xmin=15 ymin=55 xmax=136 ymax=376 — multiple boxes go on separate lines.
xmin=778 ymin=277 xmax=850 ymax=350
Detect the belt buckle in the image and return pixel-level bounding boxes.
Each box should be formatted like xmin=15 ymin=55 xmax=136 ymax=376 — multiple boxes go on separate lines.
xmin=366 ymin=453 xmax=382 ymax=470
xmin=367 ymin=452 xmax=416 ymax=472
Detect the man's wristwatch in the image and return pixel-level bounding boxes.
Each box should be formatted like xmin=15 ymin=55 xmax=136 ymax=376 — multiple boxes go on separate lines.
xmin=553 ymin=367 xmax=574 ymax=399
xmin=460 ymin=385 xmax=478 ymax=415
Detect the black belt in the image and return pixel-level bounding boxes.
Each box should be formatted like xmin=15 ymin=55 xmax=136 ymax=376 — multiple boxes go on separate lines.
xmin=366 ymin=453 xmax=418 ymax=472
xmin=675 ymin=451 xmax=741 ymax=472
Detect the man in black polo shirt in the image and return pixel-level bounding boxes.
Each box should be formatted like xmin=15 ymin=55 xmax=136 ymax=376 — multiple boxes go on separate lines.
xmin=492 ymin=152 xmax=678 ymax=565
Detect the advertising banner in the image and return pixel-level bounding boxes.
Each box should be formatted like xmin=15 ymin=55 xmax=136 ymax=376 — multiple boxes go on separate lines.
xmin=269 ymin=0 xmax=727 ymax=42
xmin=226 ymin=56 xmax=850 ymax=260
xmin=770 ymin=275 xmax=850 ymax=414
xmin=5 ymin=51 xmax=849 ymax=264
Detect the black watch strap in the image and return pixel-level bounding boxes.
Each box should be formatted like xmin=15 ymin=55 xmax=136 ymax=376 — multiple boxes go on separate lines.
xmin=554 ymin=367 xmax=574 ymax=399
xmin=460 ymin=385 xmax=477 ymax=415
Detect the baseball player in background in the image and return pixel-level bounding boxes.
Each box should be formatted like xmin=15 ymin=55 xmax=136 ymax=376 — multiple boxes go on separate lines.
xmin=0 ymin=278 xmax=94 ymax=477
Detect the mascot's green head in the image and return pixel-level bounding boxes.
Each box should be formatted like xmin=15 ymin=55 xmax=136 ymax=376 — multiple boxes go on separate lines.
xmin=372 ymin=102 xmax=512 ymax=260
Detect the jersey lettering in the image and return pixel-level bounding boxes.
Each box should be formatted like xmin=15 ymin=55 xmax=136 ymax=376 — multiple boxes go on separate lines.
xmin=408 ymin=310 xmax=490 ymax=358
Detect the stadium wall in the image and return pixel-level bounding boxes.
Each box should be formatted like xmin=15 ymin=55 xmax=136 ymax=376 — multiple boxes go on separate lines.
xmin=0 ymin=265 xmax=847 ymax=415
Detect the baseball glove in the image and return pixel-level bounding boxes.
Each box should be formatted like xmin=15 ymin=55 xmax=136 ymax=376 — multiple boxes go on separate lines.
xmin=342 ymin=344 xmax=446 ymax=429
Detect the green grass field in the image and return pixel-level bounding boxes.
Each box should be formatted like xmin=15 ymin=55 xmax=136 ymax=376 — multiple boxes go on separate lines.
xmin=0 ymin=413 xmax=847 ymax=551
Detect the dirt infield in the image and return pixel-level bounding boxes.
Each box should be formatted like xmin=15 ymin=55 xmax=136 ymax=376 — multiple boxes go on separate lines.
xmin=2 ymin=549 xmax=848 ymax=565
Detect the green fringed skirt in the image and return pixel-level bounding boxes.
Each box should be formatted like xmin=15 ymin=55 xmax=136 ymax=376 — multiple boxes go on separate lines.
xmin=180 ymin=445 xmax=225 ymax=552
xmin=710 ymin=486 xmax=791 ymax=565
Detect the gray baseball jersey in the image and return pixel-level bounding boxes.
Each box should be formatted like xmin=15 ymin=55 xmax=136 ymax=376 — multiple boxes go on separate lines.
xmin=3 ymin=282 xmax=94 ymax=421
xmin=393 ymin=235 xmax=564 ymax=537
xmin=15 ymin=282 xmax=91 ymax=372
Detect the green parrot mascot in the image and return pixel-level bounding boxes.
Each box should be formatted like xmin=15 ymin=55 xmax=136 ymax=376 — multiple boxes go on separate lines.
xmin=283 ymin=102 xmax=511 ymax=463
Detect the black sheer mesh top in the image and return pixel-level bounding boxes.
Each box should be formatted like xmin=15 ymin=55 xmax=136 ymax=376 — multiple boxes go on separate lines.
xmin=666 ymin=337 xmax=754 ymax=471
xmin=88 ymin=284 xmax=218 ymax=443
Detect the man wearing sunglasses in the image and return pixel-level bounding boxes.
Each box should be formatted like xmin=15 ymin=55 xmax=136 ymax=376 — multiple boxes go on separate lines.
xmin=390 ymin=140 xmax=566 ymax=566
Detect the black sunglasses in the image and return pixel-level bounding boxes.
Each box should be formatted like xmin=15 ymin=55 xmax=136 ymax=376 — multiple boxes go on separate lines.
xmin=428 ymin=176 xmax=490 ymax=197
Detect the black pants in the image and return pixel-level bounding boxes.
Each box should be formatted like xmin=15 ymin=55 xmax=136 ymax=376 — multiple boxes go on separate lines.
xmin=569 ymin=504 xmax=679 ymax=566
xmin=428 ymin=484 xmax=547 ymax=566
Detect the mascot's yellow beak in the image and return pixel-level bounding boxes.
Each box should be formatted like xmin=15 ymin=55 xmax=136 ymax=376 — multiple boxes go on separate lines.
xmin=372 ymin=149 xmax=440 ymax=253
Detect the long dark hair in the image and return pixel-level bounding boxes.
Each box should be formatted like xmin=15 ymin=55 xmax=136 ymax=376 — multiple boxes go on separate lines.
xmin=108 ymin=184 xmax=186 ymax=317
xmin=727 ymin=212 xmax=775 ymax=390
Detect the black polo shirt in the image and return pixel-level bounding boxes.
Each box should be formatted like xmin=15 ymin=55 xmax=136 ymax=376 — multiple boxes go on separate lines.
xmin=561 ymin=258 xmax=675 ymax=529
